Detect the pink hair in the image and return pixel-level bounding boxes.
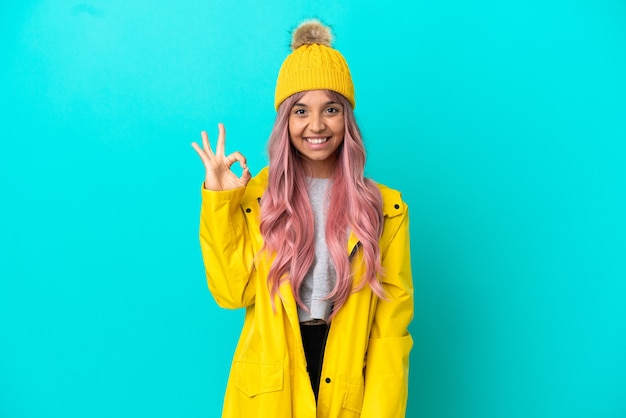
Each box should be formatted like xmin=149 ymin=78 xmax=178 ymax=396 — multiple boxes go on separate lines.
xmin=260 ymin=90 xmax=385 ymax=316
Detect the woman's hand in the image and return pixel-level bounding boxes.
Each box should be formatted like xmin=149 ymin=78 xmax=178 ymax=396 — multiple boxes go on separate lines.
xmin=191 ymin=123 xmax=251 ymax=191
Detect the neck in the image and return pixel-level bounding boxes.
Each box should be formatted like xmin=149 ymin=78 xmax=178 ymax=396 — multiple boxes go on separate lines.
xmin=302 ymin=158 xmax=336 ymax=178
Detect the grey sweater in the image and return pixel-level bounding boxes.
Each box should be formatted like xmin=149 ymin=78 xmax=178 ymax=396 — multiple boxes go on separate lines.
xmin=297 ymin=177 xmax=336 ymax=323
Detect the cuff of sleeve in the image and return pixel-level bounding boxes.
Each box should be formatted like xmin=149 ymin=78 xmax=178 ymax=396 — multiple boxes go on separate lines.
xmin=200 ymin=184 xmax=246 ymax=203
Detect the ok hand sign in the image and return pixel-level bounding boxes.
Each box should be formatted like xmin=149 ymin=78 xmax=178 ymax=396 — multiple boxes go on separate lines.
xmin=191 ymin=123 xmax=251 ymax=191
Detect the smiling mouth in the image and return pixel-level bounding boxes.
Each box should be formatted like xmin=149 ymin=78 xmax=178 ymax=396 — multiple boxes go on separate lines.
xmin=305 ymin=137 xmax=329 ymax=144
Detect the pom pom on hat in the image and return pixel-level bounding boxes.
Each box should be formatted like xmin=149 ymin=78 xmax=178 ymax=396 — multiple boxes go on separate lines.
xmin=274 ymin=19 xmax=355 ymax=110
xmin=291 ymin=19 xmax=333 ymax=50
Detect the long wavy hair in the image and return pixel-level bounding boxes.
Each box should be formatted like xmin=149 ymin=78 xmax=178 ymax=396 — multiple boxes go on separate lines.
xmin=259 ymin=90 xmax=385 ymax=316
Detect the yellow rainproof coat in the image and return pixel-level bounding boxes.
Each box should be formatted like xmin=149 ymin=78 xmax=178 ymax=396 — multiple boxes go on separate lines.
xmin=199 ymin=167 xmax=413 ymax=417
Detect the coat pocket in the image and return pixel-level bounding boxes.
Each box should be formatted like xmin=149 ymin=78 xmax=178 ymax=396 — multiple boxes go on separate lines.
xmin=342 ymin=377 xmax=365 ymax=413
xmin=233 ymin=360 xmax=284 ymax=398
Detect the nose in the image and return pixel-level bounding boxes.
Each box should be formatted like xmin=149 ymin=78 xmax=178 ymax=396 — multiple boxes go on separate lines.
xmin=309 ymin=112 xmax=326 ymax=132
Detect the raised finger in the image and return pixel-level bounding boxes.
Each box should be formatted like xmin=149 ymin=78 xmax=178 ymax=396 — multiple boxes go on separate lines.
xmin=215 ymin=123 xmax=226 ymax=157
xmin=191 ymin=142 xmax=210 ymax=164
xmin=201 ymin=131 xmax=215 ymax=157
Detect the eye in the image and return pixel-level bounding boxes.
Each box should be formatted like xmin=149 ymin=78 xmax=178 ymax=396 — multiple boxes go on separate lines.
xmin=326 ymin=106 xmax=341 ymax=114
xmin=292 ymin=108 xmax=306 ymax=115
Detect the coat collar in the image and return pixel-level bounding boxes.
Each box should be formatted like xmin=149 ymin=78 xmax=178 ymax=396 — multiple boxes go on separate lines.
xmin=241 ymin=166 xmax=404 ymax=218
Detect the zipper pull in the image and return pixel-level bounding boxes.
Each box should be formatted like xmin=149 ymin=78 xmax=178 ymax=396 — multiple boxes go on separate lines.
xmin=348 ymin=241 xmax=361 ymax=261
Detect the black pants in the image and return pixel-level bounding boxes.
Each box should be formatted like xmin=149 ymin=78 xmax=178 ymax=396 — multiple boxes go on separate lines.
xmin=300 ymin=323 xmax=330 ymax=402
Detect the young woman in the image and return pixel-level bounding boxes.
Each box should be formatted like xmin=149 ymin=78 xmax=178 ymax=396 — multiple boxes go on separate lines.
xmin=192 ymin=20 xmax=413 ymax=418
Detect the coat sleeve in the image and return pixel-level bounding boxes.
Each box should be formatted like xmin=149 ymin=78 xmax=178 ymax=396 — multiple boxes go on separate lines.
xmin=199 ymin=186 xmax=257 ymax=309
xmin=361 ymin=202 xmax=414 ymax=418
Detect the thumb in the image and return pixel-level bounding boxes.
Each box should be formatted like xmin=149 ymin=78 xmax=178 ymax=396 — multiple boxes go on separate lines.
xmin=241 ymin=167 xmax=252 ymax=184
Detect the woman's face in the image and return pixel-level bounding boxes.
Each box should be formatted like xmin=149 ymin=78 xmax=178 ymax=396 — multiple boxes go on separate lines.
xmin=288 ymin=90 xmax=345 ymax=178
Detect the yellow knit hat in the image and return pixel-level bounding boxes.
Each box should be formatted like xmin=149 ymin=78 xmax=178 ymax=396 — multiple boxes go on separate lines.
xmin=274 ymin=20 xmax=355 ymax=110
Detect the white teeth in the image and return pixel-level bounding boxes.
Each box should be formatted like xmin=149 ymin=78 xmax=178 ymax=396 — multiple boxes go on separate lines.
xmin=305 ymin=138 xmax=328 ymax=144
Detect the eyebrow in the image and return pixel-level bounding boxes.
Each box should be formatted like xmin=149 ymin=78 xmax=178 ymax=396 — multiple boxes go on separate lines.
xmin=293 ymin=101 xmax=342 ymax=107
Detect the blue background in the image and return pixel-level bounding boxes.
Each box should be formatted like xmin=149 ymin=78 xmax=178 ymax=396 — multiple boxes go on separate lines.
xmin=1 ymin=1 xmax=625 ymax=417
